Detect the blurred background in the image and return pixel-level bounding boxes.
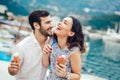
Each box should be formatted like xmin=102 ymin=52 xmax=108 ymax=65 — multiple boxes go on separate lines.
xmin=0 ymin=0 xmax=120 ymax=80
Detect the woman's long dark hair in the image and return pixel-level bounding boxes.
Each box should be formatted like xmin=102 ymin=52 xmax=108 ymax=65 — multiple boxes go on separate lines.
xmin=54 ymin=16 xmax=86 ymax=53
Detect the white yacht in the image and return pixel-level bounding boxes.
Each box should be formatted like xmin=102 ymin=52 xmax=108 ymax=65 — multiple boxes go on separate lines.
xmin=102 ymin=22 xmax=120 ymax=43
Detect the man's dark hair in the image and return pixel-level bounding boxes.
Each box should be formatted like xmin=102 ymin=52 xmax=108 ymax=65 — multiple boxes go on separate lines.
xmin=28 ymin=10 xmax=50 ymax=30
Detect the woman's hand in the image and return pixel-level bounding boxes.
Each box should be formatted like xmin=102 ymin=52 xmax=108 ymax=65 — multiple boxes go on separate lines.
xmin=42 ymin=44 xmax=52 ymax=55
xmin=42 ymin=44 xmax=52 ymax=68
xmin=56 ymin=64 xmax=67 ymax=78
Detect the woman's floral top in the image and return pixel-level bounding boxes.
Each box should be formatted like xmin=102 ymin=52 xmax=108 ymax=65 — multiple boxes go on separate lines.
xmin=47 ymin=39 xmax=80 ymax=80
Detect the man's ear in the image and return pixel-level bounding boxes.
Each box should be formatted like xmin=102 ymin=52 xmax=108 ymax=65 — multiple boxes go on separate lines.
xmin=68 ymin=31 xmax=75 ymax=37
xmin=33 ymin=22 xmax=40 ymax=29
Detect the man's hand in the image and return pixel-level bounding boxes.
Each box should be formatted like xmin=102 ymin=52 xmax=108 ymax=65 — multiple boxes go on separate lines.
xmin=8 ymin=57 xmax=20 ymax=75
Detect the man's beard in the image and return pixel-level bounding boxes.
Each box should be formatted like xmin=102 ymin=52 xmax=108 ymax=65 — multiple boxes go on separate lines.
xmin=39 ymin=26 xmax=52 ymax=37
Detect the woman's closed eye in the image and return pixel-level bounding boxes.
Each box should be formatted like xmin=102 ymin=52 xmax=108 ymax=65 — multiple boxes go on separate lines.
xmin=64 ymin=20 xmax=68 ymax=25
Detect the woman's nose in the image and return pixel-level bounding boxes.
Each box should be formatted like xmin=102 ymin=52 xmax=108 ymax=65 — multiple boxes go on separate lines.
xmin=58 ymin=22 xmax=61 ymax=25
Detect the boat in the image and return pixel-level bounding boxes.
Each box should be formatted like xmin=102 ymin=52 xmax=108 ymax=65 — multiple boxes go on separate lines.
xmin=0 ymin=40 xmax=13 ymax=53
xmin=88 ymin=29 xmax=106 ymax=40
xmin=102 ymin=22 xmax=120 ymax=43
xmin=0 ymin=21 xmax=31 ymax=54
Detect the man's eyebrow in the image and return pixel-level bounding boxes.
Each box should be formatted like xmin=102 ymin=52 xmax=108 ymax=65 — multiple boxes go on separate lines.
xmin=46 ymin=20 xmax=51 ymax=23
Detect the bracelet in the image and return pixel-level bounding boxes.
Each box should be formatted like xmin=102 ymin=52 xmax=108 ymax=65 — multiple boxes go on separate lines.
xmin=65 ymin=72 xmax=71 ymax=80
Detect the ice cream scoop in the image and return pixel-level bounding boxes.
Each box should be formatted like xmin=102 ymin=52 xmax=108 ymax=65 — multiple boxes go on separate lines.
xmin=57 ymin=55 xmax=67 ymax=65
xmin=13 ymin=52 xmax=20 ymax=63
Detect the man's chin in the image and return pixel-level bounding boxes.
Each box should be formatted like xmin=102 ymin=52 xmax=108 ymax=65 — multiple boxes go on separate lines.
xmin=48 ymin=31 xmax=54 ymax=36
xmin=48 ymin=33 xmax=53 ymax=37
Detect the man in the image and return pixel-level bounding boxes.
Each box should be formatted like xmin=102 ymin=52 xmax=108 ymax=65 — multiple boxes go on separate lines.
xmin=8 ymin=10 xmax=53 ymax=80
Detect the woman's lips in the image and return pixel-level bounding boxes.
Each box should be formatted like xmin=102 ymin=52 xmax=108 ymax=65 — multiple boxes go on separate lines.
xmin=56 ymin=26 xmax=61 ymax=30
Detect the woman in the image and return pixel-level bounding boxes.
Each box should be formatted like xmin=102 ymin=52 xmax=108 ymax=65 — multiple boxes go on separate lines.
xmin=42 ymin=16 xmax=86 ymax=80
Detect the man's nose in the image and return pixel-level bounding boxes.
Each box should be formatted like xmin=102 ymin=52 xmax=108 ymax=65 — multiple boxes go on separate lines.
xmin=50 ymin=22 xmax=53 ymax=27
xmin=50 ymin=25 xmax=53 ymax=28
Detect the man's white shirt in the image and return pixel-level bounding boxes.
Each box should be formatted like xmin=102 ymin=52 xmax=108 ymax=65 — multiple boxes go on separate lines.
xmin=12 ymin=33 xmax=47 ymax=80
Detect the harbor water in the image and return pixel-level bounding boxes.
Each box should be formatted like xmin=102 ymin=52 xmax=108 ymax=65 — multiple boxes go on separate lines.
xmin=82 ymin=39 xmax=120 ymax=80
